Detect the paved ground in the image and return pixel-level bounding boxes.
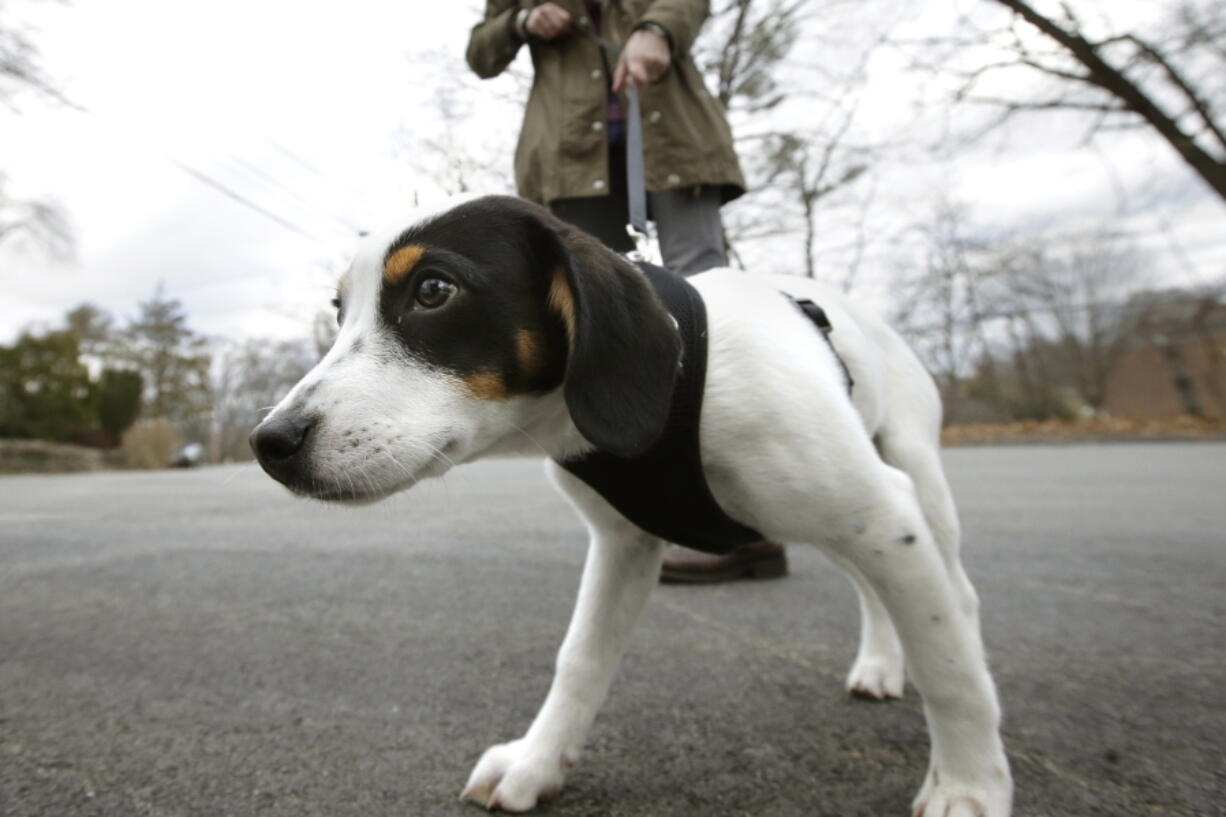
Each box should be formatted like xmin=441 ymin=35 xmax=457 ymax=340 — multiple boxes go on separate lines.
xmin=1 ymin=443 xmax=1223 ymax=817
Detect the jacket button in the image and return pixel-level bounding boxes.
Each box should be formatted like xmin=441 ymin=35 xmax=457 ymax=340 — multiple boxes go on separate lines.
xmin=593 ymin=179 xmax=606 ymax=190
xmin=667 ymin=173 xmax=681 ymax=184
xmin=591 ymin=121 xmax=604 ymax=132
xmin=649 ymin=110 xmax=662 ymax=124
xmin=591 ymin=69 xmax=602 ymax=80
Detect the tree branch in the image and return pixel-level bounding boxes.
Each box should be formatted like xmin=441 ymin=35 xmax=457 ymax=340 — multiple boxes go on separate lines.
xmin=992 ymin=0 xmax=1226 ymax=202
xmin=1120 ymin=32 xmax=1226 ymax=153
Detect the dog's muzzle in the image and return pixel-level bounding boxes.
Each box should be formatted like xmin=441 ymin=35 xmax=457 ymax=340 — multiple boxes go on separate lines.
xmin=250 ymin=412 xmax=315 ymax=490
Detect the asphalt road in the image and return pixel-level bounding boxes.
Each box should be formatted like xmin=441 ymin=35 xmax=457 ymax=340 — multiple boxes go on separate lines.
xmin=1 ymin=443 xmax=1224 ymax=817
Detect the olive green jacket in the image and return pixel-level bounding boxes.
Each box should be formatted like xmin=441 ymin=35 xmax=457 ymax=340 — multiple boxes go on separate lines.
xmin=466 ymin=0 xmax=746 ymax=206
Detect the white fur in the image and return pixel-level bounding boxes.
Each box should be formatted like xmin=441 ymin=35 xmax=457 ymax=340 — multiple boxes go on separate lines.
xmin=261 ymin=193 xmax=560 ymax=499
xmin=259 ymin=235 xmax=1012 ymax=815
xmin=459 ymin=270 xmax=1010 ymax=813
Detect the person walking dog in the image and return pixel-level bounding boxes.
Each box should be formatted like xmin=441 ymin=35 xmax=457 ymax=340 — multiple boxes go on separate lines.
xmin=466 ymin=0 xmax=786 ymax=581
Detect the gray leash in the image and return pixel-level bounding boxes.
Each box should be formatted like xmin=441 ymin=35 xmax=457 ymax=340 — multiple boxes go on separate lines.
xmin=576 ymin=19 xmax=650 ymax=249
xmin=624 ymin=81 xmax=648 ymax=239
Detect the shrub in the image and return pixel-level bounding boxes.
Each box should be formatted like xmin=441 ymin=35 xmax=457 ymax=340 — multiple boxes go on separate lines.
xmin=120 ymin=420 xmax=182 ymax=470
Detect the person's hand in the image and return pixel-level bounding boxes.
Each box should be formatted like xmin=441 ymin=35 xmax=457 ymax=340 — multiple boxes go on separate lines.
xmin=524 ymin=3 xmax=572 ymax=40
xmin=613 ymin=28 xmax=671 ymax=93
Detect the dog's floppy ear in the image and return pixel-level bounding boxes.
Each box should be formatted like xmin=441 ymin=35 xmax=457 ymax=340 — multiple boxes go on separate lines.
xmin=542 ymin=223 xmax=681 ymax=458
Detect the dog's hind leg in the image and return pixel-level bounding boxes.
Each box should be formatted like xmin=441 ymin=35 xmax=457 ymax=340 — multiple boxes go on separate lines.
xmin=836 ymin=430 xmax=980 ymax=701
xmin=460 ymin=461 xmax=664 ymax=813
xmin=830 ymin=465 xmax=1011 ymax=817
xmin=873 ymin=343 xmax=979 ymax=622
xmin=826 ymin=553 xmax=906 ymax=700
xmin=875 ymin=428 xmax=981 ymax=632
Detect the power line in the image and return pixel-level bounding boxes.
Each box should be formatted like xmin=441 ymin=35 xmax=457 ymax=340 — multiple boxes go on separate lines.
xmin=166 ymin=158 xmax=324 ymax=245
xmin=66 ymin=103 xmax=358 ymax=247
xmin=221 ymin=153 xmax=366 ymax=236
xmin=266 ymin=138 xmax=369 ymax=204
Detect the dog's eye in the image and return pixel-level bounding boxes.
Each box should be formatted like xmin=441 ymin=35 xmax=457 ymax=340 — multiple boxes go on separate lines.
xmin=414 ymin=277 xmax=457 ymax=309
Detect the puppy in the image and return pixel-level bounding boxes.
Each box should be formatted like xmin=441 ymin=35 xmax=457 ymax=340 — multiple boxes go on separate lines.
xmin=251 ymin=195 xmax=1012 ymax=816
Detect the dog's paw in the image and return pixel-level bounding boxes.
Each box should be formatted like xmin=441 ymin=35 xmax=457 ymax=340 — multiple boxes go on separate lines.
xmin=846 ymin=653 xmax=905 ymax=701
xmin=911 ymin=764 xmax=1012 ymax=817
xmin=460 ymin=738 xmax=572 ymax=813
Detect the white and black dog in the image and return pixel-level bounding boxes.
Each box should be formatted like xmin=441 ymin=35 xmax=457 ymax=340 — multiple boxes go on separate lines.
xmin=251 ymin=195 xmax=1012 ymax=816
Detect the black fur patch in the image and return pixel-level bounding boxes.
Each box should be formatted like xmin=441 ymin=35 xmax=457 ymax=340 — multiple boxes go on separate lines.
xmin=375 ymin=196 xmax=682 ymax=455
xmin=377 ymin=197 xmax=571 ymax=398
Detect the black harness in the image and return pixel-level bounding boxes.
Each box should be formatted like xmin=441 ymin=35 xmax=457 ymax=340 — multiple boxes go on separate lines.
xmin=556 ymin=263 xmax=851 ymax=555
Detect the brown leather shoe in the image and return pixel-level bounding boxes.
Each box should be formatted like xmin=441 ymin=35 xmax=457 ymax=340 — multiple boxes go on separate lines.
xmin=659 ymin=540 xmax=788 ymax=584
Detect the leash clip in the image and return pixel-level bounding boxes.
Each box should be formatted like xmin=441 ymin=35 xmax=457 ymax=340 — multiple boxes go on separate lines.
xmin=625 ymin=224 xmax=651 ymax=263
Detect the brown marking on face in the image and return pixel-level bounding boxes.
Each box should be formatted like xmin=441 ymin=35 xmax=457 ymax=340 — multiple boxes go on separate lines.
xmin=464 ymin=372 xmax=510 ymax=402
xmin=515 ymin=329 xmax=546 ymax=380
xmin=547 ymin=265 xmax=576 ymax=345
xmin=384 ymin=244 xmax=425 ymax=285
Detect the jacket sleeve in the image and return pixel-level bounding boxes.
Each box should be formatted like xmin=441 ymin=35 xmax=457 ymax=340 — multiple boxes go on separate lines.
xmin=466 ymin=0 xmax=526 ymax=79
xmin=636 ymin=0 xmax=709 ymax=58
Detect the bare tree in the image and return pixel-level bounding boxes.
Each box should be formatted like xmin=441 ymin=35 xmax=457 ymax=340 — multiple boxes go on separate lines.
xmin=980 ymin=246 xmax=1066 ymax=418
xmin=1 ymin=2 xmax=74 ymax=256
xmin=396 ymin=48 xmax=520 ymax=198
xmin=890 ymin=201 xmax=1161 ymax=421
xmin=923 ymin=0 xmax=1226 ymax=203
xmin=0 ymin=172 xmax=71 ymax=255
xmin=996 ymin=231 xmax=1152 ymax=413
xmin=0 ymin=3 xmax=62 ymax=107
xmin=698 ymin=0 xmax=807 ymax=112
xmin=756 ymin=117 xmax=868 ymax=278
xmin=890 ymin=202 xmax=997 ymax=420
xmin=210 ymin=337 xmax=317 ymax=462
xmin=697 ymin=0 xmax=883 ymax=279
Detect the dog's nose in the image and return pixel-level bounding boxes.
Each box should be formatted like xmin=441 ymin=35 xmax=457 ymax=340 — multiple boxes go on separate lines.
xmin=250 ymin=413 xmax=313 ymax=462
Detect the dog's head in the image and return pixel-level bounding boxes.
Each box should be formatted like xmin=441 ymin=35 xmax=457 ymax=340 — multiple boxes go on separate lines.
xmin=250 ymin=195 xmax=682 ymax=502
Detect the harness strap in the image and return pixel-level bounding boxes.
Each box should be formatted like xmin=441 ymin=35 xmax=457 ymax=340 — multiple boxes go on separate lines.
xmin=557 ymin=264 xmax=764 ymax=554
xmin=556 ymin=273 xmax=855 ymax=555
xmin=783 ymin=293 xmax=855 ymax=393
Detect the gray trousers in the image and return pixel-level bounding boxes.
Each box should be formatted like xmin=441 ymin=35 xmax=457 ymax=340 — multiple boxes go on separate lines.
xmin=549 ymin=147 xmax=727 ymax=276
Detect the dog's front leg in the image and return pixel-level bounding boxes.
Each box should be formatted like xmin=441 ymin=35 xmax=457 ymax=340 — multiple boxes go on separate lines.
xmin=461 ymin=463 xmax=664 ymax=812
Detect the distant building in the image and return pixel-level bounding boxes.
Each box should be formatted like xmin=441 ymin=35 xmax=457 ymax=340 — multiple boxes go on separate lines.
xmin=1103 ymin=296 xmax=1226 ymax=418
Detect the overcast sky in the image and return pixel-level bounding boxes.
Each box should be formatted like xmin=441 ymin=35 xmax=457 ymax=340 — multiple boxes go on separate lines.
xmin=1 ymin=0 xmax=1222 ymax=346
xmin=1 ymin=1 xmax=505 ymax=344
